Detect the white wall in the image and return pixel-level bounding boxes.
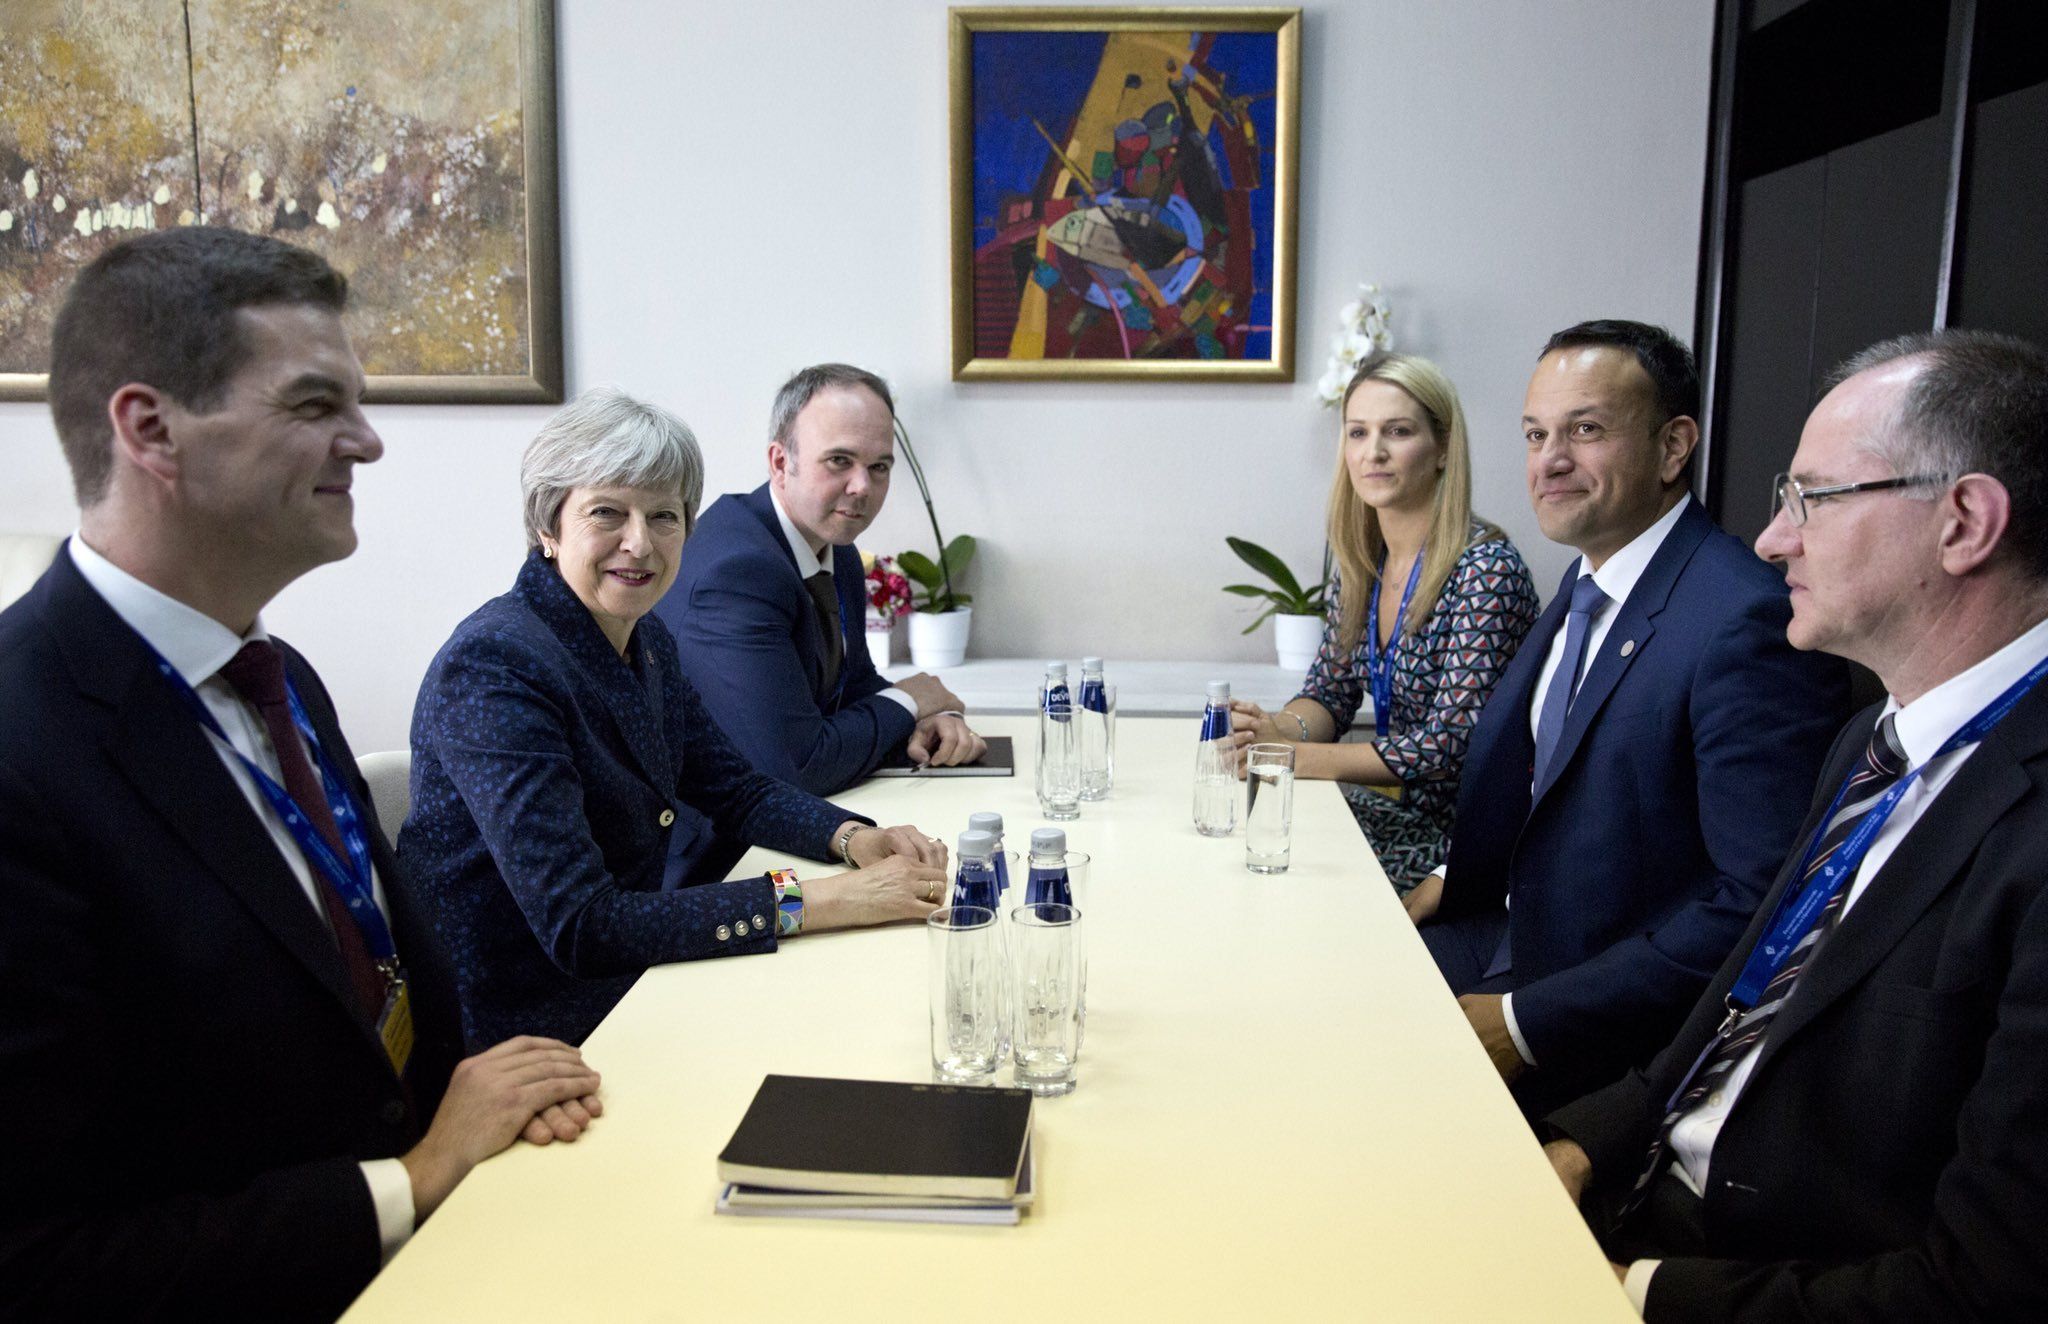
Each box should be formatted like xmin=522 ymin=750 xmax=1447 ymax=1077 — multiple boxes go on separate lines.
xmin=0 ymin=0 xmax=1715 ymax=751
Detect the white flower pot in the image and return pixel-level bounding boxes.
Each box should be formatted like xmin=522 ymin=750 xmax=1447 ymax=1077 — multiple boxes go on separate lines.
xmin=864 ymin=620 xmax=893 ymax=671
xmin=1273 ymin=612 xmax=1322 ymax=674
xmin=908 ymin=607 xmax=972 ymax=669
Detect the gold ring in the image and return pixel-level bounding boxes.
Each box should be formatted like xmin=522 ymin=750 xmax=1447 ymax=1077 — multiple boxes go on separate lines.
xmin=925 ymin=880 xmax=937 ymax=903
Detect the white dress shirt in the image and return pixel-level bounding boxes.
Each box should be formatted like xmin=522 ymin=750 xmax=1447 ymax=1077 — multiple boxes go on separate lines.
xmin=768 ymin=490 xmax=917 ymax=718
xmin=1500 ymin=495 xmax=1694 ymax=1064
xmin=68 ymin=536 xmax=417 ymax=1262
xmin=1624 ymin=614 xmax=2048 ymax=1314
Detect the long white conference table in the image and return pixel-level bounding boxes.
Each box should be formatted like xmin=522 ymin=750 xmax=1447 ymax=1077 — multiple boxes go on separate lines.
xmin=345 ymin=717 xmax=1631 ymax=1321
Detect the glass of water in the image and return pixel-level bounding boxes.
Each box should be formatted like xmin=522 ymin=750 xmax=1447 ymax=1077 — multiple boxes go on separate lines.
xmin=1011 ymin=902 xmax=1084 ymax=1096
xmin=1245 ymin=742 xmax=1296 ymax=874
xmin=928 ymin=905 xmax=1002 ymax=1085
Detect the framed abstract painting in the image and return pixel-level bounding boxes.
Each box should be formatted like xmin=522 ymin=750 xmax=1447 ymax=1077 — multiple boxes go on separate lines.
xmin=950 ymin=6 xmax=1300 ymax=381
xmin=0 ymin=0 xmax=561 ymax=404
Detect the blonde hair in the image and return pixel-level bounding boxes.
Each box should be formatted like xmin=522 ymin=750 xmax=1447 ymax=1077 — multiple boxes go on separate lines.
xmin=1327 ymin=352 xmax=1501 ymax=655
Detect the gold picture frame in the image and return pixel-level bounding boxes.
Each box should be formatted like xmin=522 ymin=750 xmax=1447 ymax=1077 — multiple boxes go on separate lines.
xmin=949 ymin=6 xmax=1301 ymax=382
xmin=0 ymin=0 xmax=562 ymax=405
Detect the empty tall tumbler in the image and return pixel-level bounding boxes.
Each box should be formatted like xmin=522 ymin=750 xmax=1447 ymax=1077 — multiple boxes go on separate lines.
xmin=928 ymin=905 xmax=1002 ymax=1085
xmin=1011 ymin=902 xmax=1084 ymax=1096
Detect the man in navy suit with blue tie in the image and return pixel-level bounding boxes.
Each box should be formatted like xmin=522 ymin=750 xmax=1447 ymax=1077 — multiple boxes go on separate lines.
xmin=1404 ymin=320 xmax=1850 ymax=1115
xmin=656 ymin=365 xmax=985 ymax=869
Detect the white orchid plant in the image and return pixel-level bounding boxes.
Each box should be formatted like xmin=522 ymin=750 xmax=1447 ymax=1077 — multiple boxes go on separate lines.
xmin=1314 ymin=282 xmax=1395 ymax=405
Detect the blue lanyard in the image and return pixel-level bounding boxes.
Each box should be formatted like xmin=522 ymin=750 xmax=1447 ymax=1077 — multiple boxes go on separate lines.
xmin=148 ymin=645 xmax=398 ymax=967
xmin=1364 ymin=549 xmax=1424 ymax=740
xmin=1727 ymin=651 xmax=2048 ymax=1011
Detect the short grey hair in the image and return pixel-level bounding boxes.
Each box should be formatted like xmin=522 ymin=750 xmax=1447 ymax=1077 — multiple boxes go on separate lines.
xmin=768 ymin=363 xmax=894 ymax=453
xmin=1824 ymin=329 xmax=2048 ymax=578
xmin=520 ymin=386 xmax=704 ymax=549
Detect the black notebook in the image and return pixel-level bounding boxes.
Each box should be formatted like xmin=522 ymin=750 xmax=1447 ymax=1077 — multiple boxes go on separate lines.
xmin=716 ymin=1075 xmax=1034 ymax=1200
xmin=869 ymin=735 xmax=1015 ymax=777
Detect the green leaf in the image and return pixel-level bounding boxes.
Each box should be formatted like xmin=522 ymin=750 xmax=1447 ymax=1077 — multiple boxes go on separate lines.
xmin=940 ymin=534 xmax=977 ymax=575
xmin=1226 ymin=536 xmax=1306 ymax=601
xmin=1237 ymin=603 xmax=1280 ymax=634
xmin=898 ymin=550 xmax=943 ymax=588
xmin=1222 ymin=583 xmax=1277 ymax=599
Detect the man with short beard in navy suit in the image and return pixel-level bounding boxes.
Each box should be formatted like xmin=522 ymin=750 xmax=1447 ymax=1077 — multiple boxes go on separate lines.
xmin=1405 ymin=320 xmax=1850 ymax=1117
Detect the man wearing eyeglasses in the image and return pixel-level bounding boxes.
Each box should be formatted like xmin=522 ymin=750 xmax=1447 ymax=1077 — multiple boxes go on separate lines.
xmin=1405 ymin=319 xmax=1850 ymax=1118
xmin=1545 ymin=329 xmax=2048 ymax=1320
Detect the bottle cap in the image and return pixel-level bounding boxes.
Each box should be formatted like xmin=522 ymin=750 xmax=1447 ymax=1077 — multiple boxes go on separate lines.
xmin=1045 ymin=660 xmax=1068 ymax=678
xmin=1082 ymin=656 xmax=1104 ymax=672
xmin=1206 ymin=680 xmax=1231 ymax=703
xmin=968 ymin=812 xmax=1003 ymax=837
xmin=1029 ymin=827 xmax=1067 ymax=855
xmin=957 ymin=830 xmax=996 ymax=858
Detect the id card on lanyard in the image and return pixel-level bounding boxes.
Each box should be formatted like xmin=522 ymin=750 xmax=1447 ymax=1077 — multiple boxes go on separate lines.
xmin=1365 ymin=549 xmax=1424 ymax=740
xmin=1666 ymin=650 xmax=2048 ymax=1111
xmin=146 ymin=645 xmax=414 ymax=1075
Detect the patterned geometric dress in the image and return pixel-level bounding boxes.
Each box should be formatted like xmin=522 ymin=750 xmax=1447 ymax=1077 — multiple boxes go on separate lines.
xmin=1296 ymin=526 xmax=1539 ymax=893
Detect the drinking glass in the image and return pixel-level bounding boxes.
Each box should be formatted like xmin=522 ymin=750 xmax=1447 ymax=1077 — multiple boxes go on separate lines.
xmin=1011 ymin=902 xmax=1084 ymax=1096
xmin=1080 ymin=682 xmax=1116 ymax=800
xmin=1245 ymin=742 xmax=1296 ymax=874
xmin=928 ymin=906 xmax=1001 ymax=1084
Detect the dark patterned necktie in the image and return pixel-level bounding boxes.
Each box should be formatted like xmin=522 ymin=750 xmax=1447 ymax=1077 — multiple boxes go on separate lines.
xmin=219 ymin=640 xmax=386 ymax=1021
xmin=1621 ymin=713 xmax=1909 ymax=1213
xmin=803 ymin=569 xmax=844 ymax=685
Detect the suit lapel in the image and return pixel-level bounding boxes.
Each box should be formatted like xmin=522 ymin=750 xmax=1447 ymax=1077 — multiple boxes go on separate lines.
xmin=42 ymin=554 xmax=366 ymax=1019
xmin=744 ymin=484 xmax=833 ymax=703
xmin=1754 ymin=687 xmax=2048 ymax=1073
xmin=517 ymin=551 xmax=675 ymax=794
xmin=1531 ymin=502 xmax=1711 ymax=808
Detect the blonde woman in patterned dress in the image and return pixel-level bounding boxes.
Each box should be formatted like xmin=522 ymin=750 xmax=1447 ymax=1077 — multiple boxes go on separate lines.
xmin=1232 ymin=353 xmax=1539 ymax=892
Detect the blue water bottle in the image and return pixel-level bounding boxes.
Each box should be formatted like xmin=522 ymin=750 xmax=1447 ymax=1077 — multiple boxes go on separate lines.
xmin=951 ymin=830 xmax=1001 ymax=912
xmin=1025 ymin=828 xmax=1074 ymax=908
xmin=1079 ymin=657 xmax=1114 ymax=800
xmin=1193 ymin=680 xmax=1237 ymax=836
xmin=1037 ymin=662 xmax=1081 ymax=821
xmin=969 ymin=811 xmax=1009 ymax=897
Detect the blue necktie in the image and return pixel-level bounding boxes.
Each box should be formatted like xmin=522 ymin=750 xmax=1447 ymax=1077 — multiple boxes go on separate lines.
xmin=1481 ymin=575 xmax=1611 ymax=983
xmin=1531 ymin=574 xmax=1611 ymax=788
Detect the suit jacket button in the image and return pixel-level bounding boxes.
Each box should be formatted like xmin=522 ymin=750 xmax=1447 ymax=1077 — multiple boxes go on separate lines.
xmin=734 ymin=920 xmax=750 ymax=937
xmin=659 ymin=809 xmax=676 ymax=827
xmin=753 ymin=914 xmax=768 ymax=929
xmin=716 ymin=924 xmax=732 ymax=942
xmin=380 ymin=1099 xmax=406 ymax=1125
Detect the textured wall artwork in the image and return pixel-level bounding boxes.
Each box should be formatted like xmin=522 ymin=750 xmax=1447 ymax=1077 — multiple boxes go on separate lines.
xmin=0 ymin=0 xmax=560 ymax=401
xmin=951 ymin=9 xmax=1299 ymax=381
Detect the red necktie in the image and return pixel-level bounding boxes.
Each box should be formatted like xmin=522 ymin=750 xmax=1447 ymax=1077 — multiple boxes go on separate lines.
xmin=218 ymin=640 xmax=386 ymax=1021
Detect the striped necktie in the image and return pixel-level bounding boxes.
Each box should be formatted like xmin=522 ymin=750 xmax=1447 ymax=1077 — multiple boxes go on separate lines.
xmin=1621 ymin=712 xmax=1908 ymax=1214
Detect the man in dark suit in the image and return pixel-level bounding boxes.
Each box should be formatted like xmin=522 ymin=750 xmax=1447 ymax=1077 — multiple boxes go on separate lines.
xmin=1543 ymin=329 xmax=2048 ymax=1320
xmin=654 ymin=365 xmax=985 ymax=876
xmin=1404 ymin=320 xmax=1850 ymax=1114
xmin=0 ymin=228 xmax=601 ymax=1320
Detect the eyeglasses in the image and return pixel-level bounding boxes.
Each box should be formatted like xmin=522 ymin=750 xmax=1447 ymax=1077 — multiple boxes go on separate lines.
xmin=1769 ymin=472 xmax=1950 ymax=527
